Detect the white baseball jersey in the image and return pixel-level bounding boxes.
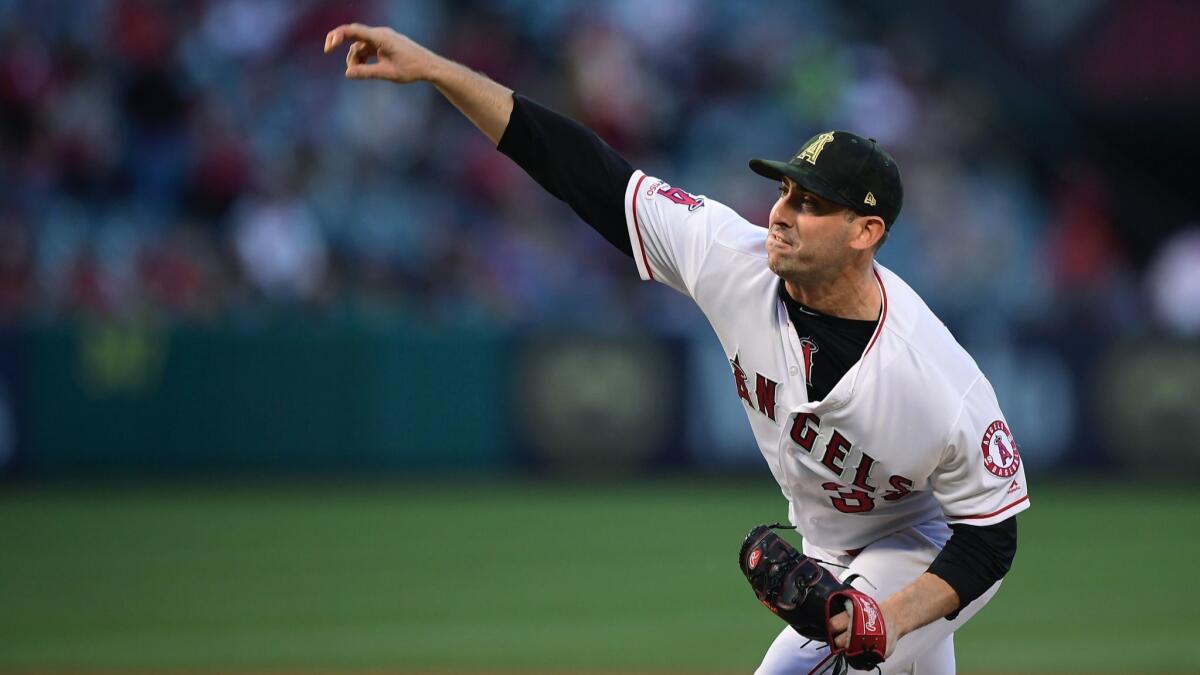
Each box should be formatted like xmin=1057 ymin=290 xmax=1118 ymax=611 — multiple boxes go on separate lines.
xmin=622 ymin=170 xmax=1030 ymax=552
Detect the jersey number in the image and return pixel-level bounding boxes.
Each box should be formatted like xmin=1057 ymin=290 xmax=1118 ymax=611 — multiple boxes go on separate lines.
xmin=821 ymin=476 xmax=914 ymax=514
xmin=656 ymin=186 xmax=704 ymax=211
xmin=821 ymin=482 xmax=874 ymax=513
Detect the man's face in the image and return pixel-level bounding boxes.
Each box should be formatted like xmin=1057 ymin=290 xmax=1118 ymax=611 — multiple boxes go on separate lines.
xmin=765 ymin=177 xmax=857 ymax=281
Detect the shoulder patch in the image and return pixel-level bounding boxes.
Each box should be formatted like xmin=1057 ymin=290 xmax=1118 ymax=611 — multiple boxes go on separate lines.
xmin=654 ymin=183 xmax=706 ymax=212
xmin=980 ymin=420 xmax=1021 ymax=478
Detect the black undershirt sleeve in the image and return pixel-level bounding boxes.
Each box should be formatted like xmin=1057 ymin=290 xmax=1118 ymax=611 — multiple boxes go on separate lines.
xmin=926 ymin=516 xmax=1018 ymax=620
xmin=496 ymin=94 xmax=636 ymax=258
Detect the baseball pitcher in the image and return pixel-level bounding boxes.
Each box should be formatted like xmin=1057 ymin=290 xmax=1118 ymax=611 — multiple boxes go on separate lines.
xmin=325 ymin=23 xmax=1028 ymax=675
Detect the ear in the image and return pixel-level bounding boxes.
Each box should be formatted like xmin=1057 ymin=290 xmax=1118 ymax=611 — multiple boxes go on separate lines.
xmin=848 ymin=215 xmax=886 ymax=252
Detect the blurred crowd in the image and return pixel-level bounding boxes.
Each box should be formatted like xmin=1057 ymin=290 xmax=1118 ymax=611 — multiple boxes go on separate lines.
xmin=0 ymin=0 xmax=1195 ymax=336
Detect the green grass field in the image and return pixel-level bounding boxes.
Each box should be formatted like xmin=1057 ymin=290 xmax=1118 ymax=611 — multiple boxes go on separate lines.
xmin=1 ymin=478 xmax=1198 ymax=673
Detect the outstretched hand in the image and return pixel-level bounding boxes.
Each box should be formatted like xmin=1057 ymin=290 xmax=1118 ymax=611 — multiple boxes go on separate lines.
xmin=323 ymin=24 xmax=439 ymax=83
xmin=322 ymin=21 xmax=513 ymax=143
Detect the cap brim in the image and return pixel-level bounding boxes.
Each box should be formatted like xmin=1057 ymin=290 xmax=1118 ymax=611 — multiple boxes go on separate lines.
xmin=748 ymin=158 xmax=853 ymax=210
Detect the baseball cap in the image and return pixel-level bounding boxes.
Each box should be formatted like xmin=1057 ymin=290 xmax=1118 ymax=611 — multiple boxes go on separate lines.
xmin=749 ymin=130 xmax=903 ymax=228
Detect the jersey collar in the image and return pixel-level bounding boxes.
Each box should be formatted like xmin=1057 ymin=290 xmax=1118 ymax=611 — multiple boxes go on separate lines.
xmin=792 ymin=265 xmax=888 ymax=412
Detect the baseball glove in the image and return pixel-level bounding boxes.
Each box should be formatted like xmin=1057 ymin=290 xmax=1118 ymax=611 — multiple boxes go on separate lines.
xmin=739 ymin=524 xmax=887 ymax=672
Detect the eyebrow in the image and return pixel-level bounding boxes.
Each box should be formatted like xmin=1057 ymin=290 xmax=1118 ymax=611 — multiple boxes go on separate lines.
xmin=780 ymin=182 xmax=818 ymax=200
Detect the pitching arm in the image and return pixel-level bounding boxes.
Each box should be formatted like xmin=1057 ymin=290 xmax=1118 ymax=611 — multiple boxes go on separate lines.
xmin=325 ymin=23 xmax=635 ymax=257
xmin=325 ymin=23 xmax=514 ymax=144
xmin=496 ymin=95 xmax=635 ymax=257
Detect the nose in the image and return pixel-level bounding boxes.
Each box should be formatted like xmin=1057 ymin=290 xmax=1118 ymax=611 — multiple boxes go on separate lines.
xmin=769 ymin=200 xmax=794 ymax=230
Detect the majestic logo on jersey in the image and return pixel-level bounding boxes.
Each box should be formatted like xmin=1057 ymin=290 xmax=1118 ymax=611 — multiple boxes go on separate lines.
xmin=795 ymin=132 xmax=837 ymax=165
xmin=798 ymin=337 xmax=819 ymax=386
xmin=748 ymin=548 xmax=763 ymax=570
xmin=730 ymin=353 xmax=779 ymax=422
xmin=981 ymin=420 xmax=1021 ymax=478
xmin=655 ymin=184 xmax=705 ymax=211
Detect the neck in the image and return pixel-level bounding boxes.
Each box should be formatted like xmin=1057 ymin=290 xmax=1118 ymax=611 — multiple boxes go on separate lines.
xmin=783 ymin=262 xmax=881 ymax=321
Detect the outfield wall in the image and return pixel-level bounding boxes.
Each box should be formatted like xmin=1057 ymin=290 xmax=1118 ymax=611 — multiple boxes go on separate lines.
xmin=7 ymin=322 xmax=517 ymax=474
xmin=1 ymin=320 xmax=1197 ymax=477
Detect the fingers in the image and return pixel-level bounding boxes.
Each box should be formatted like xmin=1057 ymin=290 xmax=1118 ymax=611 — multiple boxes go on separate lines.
xmin=324 ymin=23 xmax=376 ymax=54
xmin=344 ymin=39 xmax=383 ymax=79
xmin=346 ymin=63 xmax=389 ymax=80
xmin=829 ymin=612 xmax=849 ymax=633
xmin=828 ymin=612 xmax=849 ymax=649
xmin=346 ymin=41 xmax=372 ymax=68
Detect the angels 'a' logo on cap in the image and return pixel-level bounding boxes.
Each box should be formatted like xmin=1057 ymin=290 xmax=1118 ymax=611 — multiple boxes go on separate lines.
xmin=795 ymin=132 xmax=836 ymax=165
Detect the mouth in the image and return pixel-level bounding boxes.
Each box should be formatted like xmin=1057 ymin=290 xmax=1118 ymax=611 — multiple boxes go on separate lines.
xmin=768 ymin=230 xmax=794 ymax=249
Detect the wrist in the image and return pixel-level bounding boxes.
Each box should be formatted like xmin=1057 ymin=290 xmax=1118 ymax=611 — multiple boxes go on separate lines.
xmin=878 ymin=598 xmax=902 ymax=634
xmin=880 ymin=599 xmax=910 ymax=640
xmin=424 ymin=52 xmax=456 ymax=86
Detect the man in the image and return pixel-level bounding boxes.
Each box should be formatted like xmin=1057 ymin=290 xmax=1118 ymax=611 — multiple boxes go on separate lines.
xmin=325 ymin=23 xmax=1028 ymax=674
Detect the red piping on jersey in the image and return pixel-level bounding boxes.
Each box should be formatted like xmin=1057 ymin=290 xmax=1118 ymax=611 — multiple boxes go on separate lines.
xmin=947 ymin=495 xmax=1029 ymax=521
xmin=630 ymin=173 xmax=654 ymax=281
xmin=863 ymin=267 xmax=888 ymax=356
